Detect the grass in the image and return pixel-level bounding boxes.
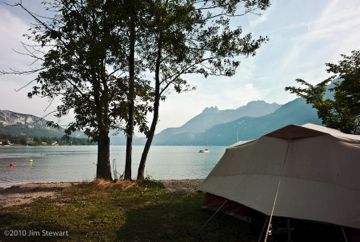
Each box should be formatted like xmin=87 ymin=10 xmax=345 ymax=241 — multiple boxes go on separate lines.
xmin=0 ymin=179 xmax=263 ymax=241
xmin=0 ymin=179 xmax=353 ymax=241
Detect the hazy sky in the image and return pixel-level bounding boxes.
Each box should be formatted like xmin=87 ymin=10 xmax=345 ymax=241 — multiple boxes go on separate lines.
xmin=1 ymin=0 xmax=360 ymax=136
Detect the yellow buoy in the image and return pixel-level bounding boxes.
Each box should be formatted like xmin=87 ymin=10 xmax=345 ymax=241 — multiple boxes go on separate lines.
xmin=30 ymin=159 xmax=33 ymax=162
xmin=93 ymin=162 xmax=96 ymax=165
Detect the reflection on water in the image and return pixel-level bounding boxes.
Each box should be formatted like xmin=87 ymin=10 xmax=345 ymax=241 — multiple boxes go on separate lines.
xmin=0 ymin=145 xmax=227 ymax=188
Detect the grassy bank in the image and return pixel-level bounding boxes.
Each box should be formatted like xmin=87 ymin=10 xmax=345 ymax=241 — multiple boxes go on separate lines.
xmin=0 ymin=179 xmax=261 ymax=241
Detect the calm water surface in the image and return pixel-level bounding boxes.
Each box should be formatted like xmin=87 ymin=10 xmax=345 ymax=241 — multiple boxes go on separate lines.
xmin=0 ymin=145 xmax=227 ymax=188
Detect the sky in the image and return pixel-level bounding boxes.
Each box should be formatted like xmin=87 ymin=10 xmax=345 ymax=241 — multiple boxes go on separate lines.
xmin=1 ymin=0 xmax=360 ymax=136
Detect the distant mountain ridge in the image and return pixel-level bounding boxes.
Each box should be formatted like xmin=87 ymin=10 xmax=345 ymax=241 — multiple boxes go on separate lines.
xmin=150 ymin=98 xmax=322 ymax=146
xmin=152 ymin=100 xmax=280 ymax=144
xmin=1 ymin=110 xmax=50 ymax=128
xmin=0 ymin=110 xmax=86 ymax=138
xmin=203 ymin=98 xmax=322 ymax=145
xmin=179 ymin=100 xmax=280 ymax=133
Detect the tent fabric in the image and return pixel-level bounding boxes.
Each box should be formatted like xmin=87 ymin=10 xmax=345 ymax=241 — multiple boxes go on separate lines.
xmin=265 ymin=124 xmax=328 ymax=139
xmin=197 ymin=123 xmax=360 ymax=230
xmin=265 ymin=123 xmax=360 ymax=143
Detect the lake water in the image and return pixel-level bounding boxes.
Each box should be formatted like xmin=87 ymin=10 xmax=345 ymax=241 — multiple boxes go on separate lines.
xmin=0 ymin=145 xmax=227 ymax=188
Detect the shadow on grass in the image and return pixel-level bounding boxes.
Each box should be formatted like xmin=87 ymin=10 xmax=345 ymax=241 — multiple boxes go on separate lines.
xmin=0 ymin=195 xmax=106 ymax=240
xmin=0 ymin=209 xmax=75 ymax=241
xmin=115 ymin=191 xmax=264 ymax=241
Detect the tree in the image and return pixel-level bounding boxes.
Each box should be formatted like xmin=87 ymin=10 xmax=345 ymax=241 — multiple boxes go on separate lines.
xmin=19 ymin=137 xmax=27 ymax=145
xmin=42 ymin=136 xmax=52 ymax=144
xmin=106 ymin=0 xmax=153 ymax=180
xmin=285 ymin=50 xmax=360 ymax=134
xmin=136 ymin=0 xmax=270 ymax=179
xmin=1 ymin=0 xmax=151 ymax=180
xmin=114 ymin=0 xmax=150 ymax=180
xmin=124 ymin=0 xmax=137 ymax=181
xmin=34 ymin=136 xmax=42 ymax=145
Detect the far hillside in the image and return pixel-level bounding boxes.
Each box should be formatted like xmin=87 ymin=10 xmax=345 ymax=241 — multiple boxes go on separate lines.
xmin=0 ymin=110 xmax=87 ymax=138
xmin=151 ymin=98 xmax=322 ymax=146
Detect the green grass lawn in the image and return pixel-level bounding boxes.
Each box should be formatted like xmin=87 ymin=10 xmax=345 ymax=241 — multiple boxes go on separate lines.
xmin=0 ymin=179 xmax=263 ymax=241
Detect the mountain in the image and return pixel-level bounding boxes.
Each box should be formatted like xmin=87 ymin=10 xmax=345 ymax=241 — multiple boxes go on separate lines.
xmin=204 ymin=98 xmax=322 ymax=145
xmin=0 ymin=110 xmax=86 ymax=138
xmin=1 ymin=97 xmax=322 ymax=145
xmin=153 ymin=98 xmax=322 ymax=146
xmin=179 ymin=101 xmax=281 ymax=133
xmin=153 ymin=100 xmax=280 ymax=144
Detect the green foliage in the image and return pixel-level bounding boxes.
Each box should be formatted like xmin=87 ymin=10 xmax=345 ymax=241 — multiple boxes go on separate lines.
xmin=33 ymin=136 xmax=42 ymax=145
xmin=19 ymin=137 xmax=27 ymax=145
xmin=14 ymin=0 xmax=152 ymax=142
xmin=140 ymin=0 xmax=270 ymax=98
xmin=136 ymin=0 xmax=271 ymax=179
xmin=8 ymin=0 xmax=156 ymax=180
xmin=0 ymin=123 xmax=64 ymax=138
xmin=285 ymin=50 xmax=360 ymax=134
xmin=0 ymin=133 xmax=95 ymax=146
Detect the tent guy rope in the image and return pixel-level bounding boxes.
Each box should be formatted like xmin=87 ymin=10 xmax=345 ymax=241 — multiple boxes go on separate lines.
xmin=264 ymin=138 xmax=291 ymax=242
xmin=196 ymin=200 xmax=228 ymax=235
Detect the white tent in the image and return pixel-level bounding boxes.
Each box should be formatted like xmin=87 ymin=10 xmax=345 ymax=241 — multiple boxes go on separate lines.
xmin=198 ymin=123 xmax=360 ymax=230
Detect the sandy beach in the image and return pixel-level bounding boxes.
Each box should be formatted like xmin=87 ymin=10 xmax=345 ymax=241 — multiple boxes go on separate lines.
xmin=0 ymin=179 xmax=204 ymax=208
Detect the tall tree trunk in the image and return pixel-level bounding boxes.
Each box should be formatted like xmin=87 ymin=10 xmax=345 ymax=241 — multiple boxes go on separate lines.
xmin=125 ymin=100 xmax=134 ymax=180
xmin=137 ymin=83 xmax=160 ymax=180
xmin=125 ymin=7 xmax=135 ymax=180
xmin=95 ymin=56 xmax=112 ymax=180
xmin=137 ymin=30 xmax=162 ymax=180
xmin=97 ymin=129 xmax=112 ymax=180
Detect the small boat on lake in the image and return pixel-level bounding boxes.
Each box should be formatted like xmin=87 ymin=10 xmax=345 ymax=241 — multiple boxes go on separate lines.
xmin=199 ymin=130 xmax=210 ymax=153
xmin=199 ymin=148 xmax=210 ymax=153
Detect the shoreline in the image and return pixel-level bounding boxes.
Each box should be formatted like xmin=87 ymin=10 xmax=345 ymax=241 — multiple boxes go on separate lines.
xmin=0 ymin=179 xmax=204 ymax=208
xmin=0 ymin=178 xmax=205 ymax=190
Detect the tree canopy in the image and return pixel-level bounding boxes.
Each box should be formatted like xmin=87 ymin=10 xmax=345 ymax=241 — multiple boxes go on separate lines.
xmin=2 ymin=0 xmax=152 ymax=180
xmin=136 ymin=0 xmax=270 ymax=179
xmin=285 ymin=50 xmax=360 ymax=134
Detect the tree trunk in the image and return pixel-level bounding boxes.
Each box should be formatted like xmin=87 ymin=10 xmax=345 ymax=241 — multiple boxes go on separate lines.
xmin=97 ymin=129 xmax=112 ymax=180
xmin=125 ymin=103 xmax=134 ymax=180
xmin=137 ymin=28 xmax=162 ymax=180
xmin=137 ymin=91 xmax=159 ymax=180
xmin=124 ymin=7 xmax=135 ymax=180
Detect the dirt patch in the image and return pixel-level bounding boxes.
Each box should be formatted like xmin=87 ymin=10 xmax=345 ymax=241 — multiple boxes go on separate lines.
xmin=0 ymin=182 xmax=79 ymax=208
xmin=159 ymin=179 xmax=204 ymax=193
xmin=0 ymin=180 xmax=204 ymax=207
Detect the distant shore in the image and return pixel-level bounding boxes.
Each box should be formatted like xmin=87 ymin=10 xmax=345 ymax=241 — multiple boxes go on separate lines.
xmin=0 ymin=179 xmax=204 ymax=207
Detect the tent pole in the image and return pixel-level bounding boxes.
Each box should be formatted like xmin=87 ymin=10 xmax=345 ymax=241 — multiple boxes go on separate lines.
xmin=258 ymin=217 xmax=269 ymax=242
xmin=286 ymin=218 xmax=291 ymax=242
xmin=265 ymin=138 xmax=292 ymax=242
xmin=341 ymin=227 xmax=348 ymax=242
